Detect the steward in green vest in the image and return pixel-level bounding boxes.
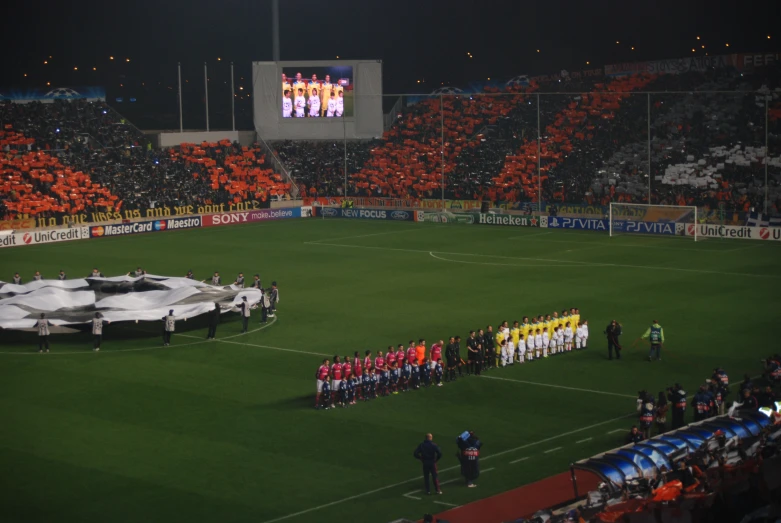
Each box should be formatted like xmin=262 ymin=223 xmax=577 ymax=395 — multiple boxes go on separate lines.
xmin=641 ymin=321 xmax=664 ymax=362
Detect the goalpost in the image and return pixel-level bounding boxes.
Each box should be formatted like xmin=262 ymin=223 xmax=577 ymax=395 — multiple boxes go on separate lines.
xmin=609 ymin=203 xmax=699 ymax=241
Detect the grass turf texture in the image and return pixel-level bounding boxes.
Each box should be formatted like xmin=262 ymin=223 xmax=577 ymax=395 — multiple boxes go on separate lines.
xmin=1 ymin=219 xmax=779 ymax=523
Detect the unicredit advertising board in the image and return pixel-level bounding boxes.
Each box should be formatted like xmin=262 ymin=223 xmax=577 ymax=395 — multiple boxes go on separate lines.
xmin=203 ymin=207 xmax=310 ymax=227
xmin=685 ymin=223 xmax=781 ymax=241
xmin=0 ymin=227 xmax=90 ymax=248
xmin=316 ymin=207 xmax=421 ymax=221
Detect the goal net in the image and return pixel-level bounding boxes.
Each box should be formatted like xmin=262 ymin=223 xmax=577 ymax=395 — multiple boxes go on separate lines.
xmin=609 ymin=203 xmax=699 ymax=241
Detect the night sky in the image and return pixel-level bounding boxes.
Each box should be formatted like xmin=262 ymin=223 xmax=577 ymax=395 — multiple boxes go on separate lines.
xmin=4 ymin=0 xmax=778 ymax=93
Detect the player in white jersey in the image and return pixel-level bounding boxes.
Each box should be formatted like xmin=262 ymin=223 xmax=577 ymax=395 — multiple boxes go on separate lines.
xmin=549 ymin=327 xmax=557 ymax=355
xmin=335 ymin=90 xmax=345 ymax=117
xmin=92 ymin=312 xmax=108 ymax=351
xmin=563 ymin=322 xmax=573 ymax=352
xmin=556 ymin=327 xmax=565 ymax=353
xmin=542 ymin=328 xmax=550 ymax=358
xmin=162 ymin=310 xmax=176 ymax=346
xmin=294 ymin=89 xmax=306 ymax=118
xmin=582 ymin=320 xmax=589 ymax=348
xmin=308 ymin=88 xmax=320 ymax=117
xmin=504 ymin=336 xmax=515 ymax=366
xmin=517 ymin=334 xmax=526 ymax=363
xmin=525 ymin=332 xmax=535 ymax=361
xmin=534 ymin=329 xmax=543 ymax=360
xmin=326 ymin=92 xmax=337 ymax=117
xmin=36 ymin=313 xmax=52 ymax=352
xmin=282 ymin=90 xmax=293 ymax=118
xmin=575 ymin=323 xmax=584 ymax=350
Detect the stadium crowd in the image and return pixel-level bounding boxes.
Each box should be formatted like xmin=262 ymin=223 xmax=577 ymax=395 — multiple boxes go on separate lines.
xmin=0 ymin=100 xmax=292 ymax=221
xmin=315 ymin=309 xmax=586 ymax=409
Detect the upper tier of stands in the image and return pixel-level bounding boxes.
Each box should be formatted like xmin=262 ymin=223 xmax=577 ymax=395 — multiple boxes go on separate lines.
xmin=0 ymin=100 xmax=291 ymax=221
xmin=2 ymin=63 xmax=779 ymax=222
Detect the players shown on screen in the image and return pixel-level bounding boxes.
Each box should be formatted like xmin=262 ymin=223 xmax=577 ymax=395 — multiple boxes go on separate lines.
xmin=282 ymin=72 xmax=345 ymax=118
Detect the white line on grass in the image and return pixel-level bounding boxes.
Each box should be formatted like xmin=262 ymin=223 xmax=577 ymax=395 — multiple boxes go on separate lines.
xmin=576 ymin=438 xmax=593 ymax=444
xmin=0 ymin=317 xmax=278 ymax=356
xmin=433 ymin=501 xmax=459 ymax=508
xmin=429 ymin=252 xmax=588 ymax=268
xmin=402 ymin=490 xmax=422 ymax=501
xmin=510 ymin=457 xmax=529 ymax=464
xmin=480 ymin=375 xmax=636 ymax=398
xmin=259 ymin=412 xmax=634 ymax=523
xmin=606 ymin=429 xmax=624 ymax=435
xmin=308 ymin=225 xmax=443 ymax=244
xmin=305 ymin=241 xmax=780 ymax=279
xmin=544 ymin=447 xmax=562 ymax=454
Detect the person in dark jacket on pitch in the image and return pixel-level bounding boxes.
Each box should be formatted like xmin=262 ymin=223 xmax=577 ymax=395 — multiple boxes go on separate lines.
xmin=413 ymin=433 xmax=443 ymax=495
xmin=457 ymin=431 xmax=482 ymax=488
xmin=605 ymin=320 xmax=622 ymax=360
xmin=207 ymin=302 xmax=220 ymax=339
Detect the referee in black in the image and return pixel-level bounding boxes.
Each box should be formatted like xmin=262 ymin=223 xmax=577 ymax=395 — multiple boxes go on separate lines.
xmin=413 ymin=433 xmax=443 ymax=495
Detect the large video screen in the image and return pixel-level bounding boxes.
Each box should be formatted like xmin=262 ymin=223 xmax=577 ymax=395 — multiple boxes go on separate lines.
xmin=281 ymin=66 xmax=353 ymax=119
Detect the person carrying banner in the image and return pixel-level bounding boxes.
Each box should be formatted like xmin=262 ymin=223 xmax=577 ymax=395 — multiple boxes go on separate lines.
xmin=162 ymin=310 xmax=175 ymax=346
xmin=36 ymin=313 xmax=52 ymax=353
xmin=239 ymin=296 xmax=250 ymax=333
xmin=92 ymin=312 xmax=108 ymax=351
xmin=207 ymin=302 xmax=220 ymax=339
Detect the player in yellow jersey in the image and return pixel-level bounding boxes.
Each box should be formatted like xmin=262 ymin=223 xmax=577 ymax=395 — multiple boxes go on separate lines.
xmin=510 ymin=321 xmax=521 ymax=363
xmin=306 ymin=73 xmax=320 ymax=98
xmin=292 ymin=72 xmax=306 ymax=102
xmin=495 ymin=328 xmax=505 ymax=367
xmin=521 ymin=316 xmax=531 ymax=339
xmin=570 ymin=308 xmax=580 ymax=333
xmin=560 ymin=310 xmax=570 ymax=331
xmin=281 ymin=73 xmax=292 ymax=99
xmin=320 ymin=75 xmax=334 ymax=116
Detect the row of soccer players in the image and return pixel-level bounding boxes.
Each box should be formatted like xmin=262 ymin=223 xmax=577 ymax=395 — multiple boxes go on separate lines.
xmin=493 ymin=319 xmax=589 ymax=365
xmin=315 ymin=342 xmax=447 ymax=409
xmin=283 ymin=89 xmax=345 ymax=118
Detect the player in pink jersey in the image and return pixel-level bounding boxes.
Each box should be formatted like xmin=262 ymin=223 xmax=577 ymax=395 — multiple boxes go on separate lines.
xmin=396 ymin=344 xmax=406 ymax=367
xmin=363 ymin=350 xmax=373 ymax=372
xmin=315 ymin=358 xmax=330 ymax=409
xmin=330 ymin=356 xmax=344 ymax=407
xmin=430 ymin=340 xmax=443 ymax=371
xmin=406 ymin=340 xmax=417 ymax=364
xmin=342 ymin=360 xmax=353 ymax=380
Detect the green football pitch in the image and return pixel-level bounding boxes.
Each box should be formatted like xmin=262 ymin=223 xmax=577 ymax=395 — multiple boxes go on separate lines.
xmin=1 ymin=218 xmax=779 ymax=523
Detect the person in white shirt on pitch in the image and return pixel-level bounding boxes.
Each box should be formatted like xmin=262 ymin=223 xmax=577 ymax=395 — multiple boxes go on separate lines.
xmin=505 ymin=336 xmax=515 ymax=366
xmin=582 ymin=320 xmax=589 ymax=349
xmin=549 ymin=327 xmax=557 ymax=355
xmin=282 ymin=90 xmax=293 ymax=118
xmin=542 ymin=328 xmax=550 ymax=358
xmin=326 ymin=92 xmax=337 ymax=117
xmin=294 ymin=88 xmax=306 ymax=118
xmin=534 ymin=329 xmax=543 ymax=360
xmin=575 ymin=323 xmax=583 ymax=350
xmin=563 ymin=322 xmax=574 ymax=352
xmin=517 ymin=334 xmax=526 ymax=363
xmin=335 ymin=90 xmax=345 ymax=117
xmin=526 ymin=332 xmax=535 ymax=361
xmin=557 ymin=327 xmax=565 ymax=354
xmin=308 ymin=88 xmax=320 ymax=117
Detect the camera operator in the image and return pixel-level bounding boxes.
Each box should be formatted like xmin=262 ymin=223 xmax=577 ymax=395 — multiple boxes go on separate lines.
xmin=691 ymin=385 xmax=712 ymax=422
xmin=763 ymin=355 xmax=781 ymax=385
xmin=667 ymin=383 xmax=687 ymax=429
xmin=637 ymin=391 xmax=655 ymax=439
xmin=457 ymin=430 xmax=482 ymax=488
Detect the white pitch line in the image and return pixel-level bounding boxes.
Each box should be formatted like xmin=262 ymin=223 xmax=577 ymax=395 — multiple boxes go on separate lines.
xmin=544 ymin=447 xmax=562 ymax=454
xmin=480 ymin=375 xmax=636 ymax=399
xmin=433 ymin=501 xmax=459 ymax=508
xmin=259 ymin=412 xmax=635 ymax=523
xmin=439 ymin=477 xmax=463 ymax=486
xmin=307 ymin=225 xmax=443 ymax=244
xmin=0 ymin=317 xmax=278 ymax=356
xmin=429 ymin=251 xmax=586 ymax=268
xmin=606 ymin=429 xmax=625 ymax=435
xmin=305 ymin=241 xmax=781 ymax=279
xmin=576 ymin=438 xmax=593 ymax=444
xmin=510 ymin=457 xmax=529 ymax=464
xmin=402 ymin=490 xmax=422 ymax=501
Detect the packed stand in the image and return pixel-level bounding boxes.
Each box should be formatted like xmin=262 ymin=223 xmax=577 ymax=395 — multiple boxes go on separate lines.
xmin=0 ymin=100 xmax=290 ymax=222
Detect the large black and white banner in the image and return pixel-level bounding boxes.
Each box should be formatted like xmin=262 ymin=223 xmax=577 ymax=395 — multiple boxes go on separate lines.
xmin=0 ymin=275 xmax=262 ymax=330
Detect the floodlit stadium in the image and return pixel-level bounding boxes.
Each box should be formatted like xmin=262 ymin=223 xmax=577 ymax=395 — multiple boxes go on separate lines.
xmin=2 ymin=3 xmax=781 ymax=523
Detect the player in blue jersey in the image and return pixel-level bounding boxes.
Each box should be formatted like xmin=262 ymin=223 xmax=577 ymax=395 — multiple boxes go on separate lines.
xmin=319 ymin=379 xmax=331 ymax=410
xmin=401 ymin=360 xmax=412 ymax=392
xmin=421 ymin=358 xmax=432 ymax=387
xmin=411 ymin=361 xmax=421 ymax=390
xmin=389 ymin=365 xmax=401 ymax=395
xmin=339 ymin=379 xmax=351 ymax=407
xmin=378 ymin=368 xmax=389 ymax=397
xmin=361 ymin=370 xmax=372 ymax=401
xmin=434 ymin=359 xmax=444 ymax=387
